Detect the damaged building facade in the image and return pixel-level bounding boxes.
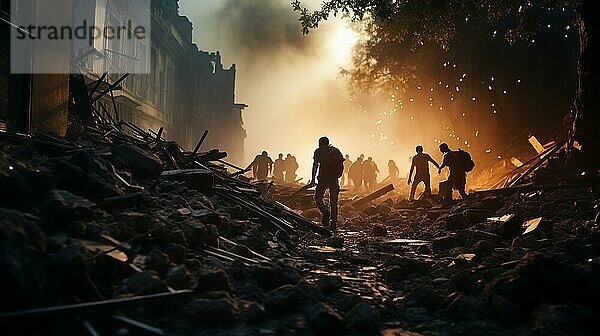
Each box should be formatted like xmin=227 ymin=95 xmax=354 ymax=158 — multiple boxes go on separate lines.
xmin=0 ymin=0 xmax=247 ymax=163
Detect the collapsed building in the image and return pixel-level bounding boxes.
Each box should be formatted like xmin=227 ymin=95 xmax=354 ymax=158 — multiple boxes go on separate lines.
xmin=0 ymin=0 xmax=247 ymax=163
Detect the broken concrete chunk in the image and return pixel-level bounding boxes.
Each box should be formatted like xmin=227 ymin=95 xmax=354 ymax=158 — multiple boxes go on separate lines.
xmin=432 ymin=233 xmax=467 ymax=250
xmin=326 ymin=236 xmax=344 ymax=248
xmin=264 ymin=284 xmax=299 ymax=313
xmin=346 ymin=301 xmax=379 ymax=332
xmin=41 ymin=189 xmax=96 ymax=229
xmin=121 ymin=271 xmax=168 ymax=295
xmin=111 ymin=143 xmax=164 ymax=179
xmin=186 ymin=296 xmax=238 ymax=324
xmin=318 ymin=274 xmax=344 ymax=294
xmin=165 ymin=265 xmax=194 ymax=290
xmin=161 ymin=169 xmax=214 ymax=190
xmin=306 ymin=302 xmax=345 ymax=335
xmin=195 ymin=269 xmax=232 ymax=293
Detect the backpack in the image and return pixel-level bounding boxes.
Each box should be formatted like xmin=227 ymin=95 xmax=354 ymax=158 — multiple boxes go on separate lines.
xmin=321 ymin=147 xmax=345 ymax=178
xmin=457 ymin=149 xmax=475 ymax=172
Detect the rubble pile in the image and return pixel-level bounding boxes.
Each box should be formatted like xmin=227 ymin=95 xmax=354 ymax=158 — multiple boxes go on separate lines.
xmin=0 ymin=128 xmax=342 ymax=335
xmin=0 ymin=121 xmax=599 ymax=335
xmin=289 ymin=182 xmax=600 ymax=335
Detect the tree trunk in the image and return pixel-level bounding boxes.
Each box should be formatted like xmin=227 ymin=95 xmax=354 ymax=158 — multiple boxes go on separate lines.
xmin=571 ymin=0 xmax=600 ymax=170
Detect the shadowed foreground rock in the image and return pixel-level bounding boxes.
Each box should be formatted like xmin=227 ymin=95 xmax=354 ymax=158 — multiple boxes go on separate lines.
xmin=0 ymin=130 xmax=599 ymax=335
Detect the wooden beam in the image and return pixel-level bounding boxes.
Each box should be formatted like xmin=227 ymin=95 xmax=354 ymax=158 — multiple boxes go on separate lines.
xmin=352 ymin=184 xmax=395 ymax=207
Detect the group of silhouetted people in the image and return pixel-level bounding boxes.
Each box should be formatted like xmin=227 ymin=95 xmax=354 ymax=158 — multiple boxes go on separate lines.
xmin=248 ymin=138 xmax=474 ymax=232
xmin=343 ymin=154 xmax=383 ymax=192
xmin=408 ymin=143 xmax=474 ymax=203
xmin=247 ymin=151 xmax=299 ymax=183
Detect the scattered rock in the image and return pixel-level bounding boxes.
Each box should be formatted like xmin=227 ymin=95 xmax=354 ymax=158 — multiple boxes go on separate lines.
xmin=326 ymin=236 xmax=344 ymax=248
xmin=489 ymin=294 xmax=522 ymax=324
xmin=404 ymin=285 xmax=444 ymax=308
xmin=449 ymin=271 xmax=476 ymax=293
xmin=445 ymin=213 xmax=467 ymax=230
xmin=240 ymin=301 xmax=265 ymax=323
xmin=264 ymin=284 xmax=299 ymax=314
xmin=371 ymin=224 xmax=388 ymax=236
xmin=164 ymin=243 xmax=187 ymax=264
xmin=531 ymin=303 xmax=597 ymax=335
xmin=432 ymin=233 xmax=467 ymax=250
xmin=111 ymin=143 xmax=164 ymax=179
xmin=196 ymin=269 xmax=232 ymax=293
xmin=165 ymin=265 xmax=194 ymax=290
xmin=346 ymin=301 xmax=379 ymax=332
xmin=306 ymin=302 xmax=345 ymax=335
xmin=294 ymin=280 xmax=325 ymax=305
xmin=41 ymin=190 xmax=96 ymax=229
xmin=121 ymin=271 xmax=168 ymax=295
xmin=183 ymin=221 xmax=218 ymax=247
xmin=445 ymin=293 xmax=487 ymax=321
xmin=118 ymin=211 xmax=153 ymax=234
xmin=318 ymin=275 xmax=343 ymax=293
xmin=0 ymin=209 xmax=50 ymax=311
xmin=144 ymin=249 xmax=172 ymax=274
xmin=252 ymin=263 xmax=288 ymax=290
xmin=384 ymin=257 xmax=430 ymax=283
xmin=186 ymin=296 xmax=238 ymax=324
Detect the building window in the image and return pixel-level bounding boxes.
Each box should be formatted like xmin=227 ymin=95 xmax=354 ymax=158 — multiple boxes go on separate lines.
xmin=1 ymin=0 xmax=10 ymax=14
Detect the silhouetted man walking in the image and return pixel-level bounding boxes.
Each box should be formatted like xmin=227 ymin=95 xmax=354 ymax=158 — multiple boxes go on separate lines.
xmin=348 ymin=156 xmax=364 ymax=191
xmin=408 ymin=146 xmax=440 ymax=201
xmin=248 ymin=151 xmax=273 ymax=181
xmin=438 ymin=143 xmax=471 ymax=202
xmin=273 ymin=153 xmax=285 ymax=181
xmin=284 ymin=154 xmax=299 ymax=183
xmin=341 ymin=154 xmax=352 ymax=187
xmin=309 ymin=137 xmax=344 ymax=231
xmin=363 ymin=156 xmax=379 ymax=191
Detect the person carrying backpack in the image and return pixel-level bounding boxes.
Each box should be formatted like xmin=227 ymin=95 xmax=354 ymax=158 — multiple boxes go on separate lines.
xmin=438 ymin=143 xmax=474 ymax=202
xmin=309 ymin=136 xmax=345 ymax=231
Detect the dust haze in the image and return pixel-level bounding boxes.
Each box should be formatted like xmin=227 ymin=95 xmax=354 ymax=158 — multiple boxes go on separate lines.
xmin=180 ymin=0 xmax=414 ymax=180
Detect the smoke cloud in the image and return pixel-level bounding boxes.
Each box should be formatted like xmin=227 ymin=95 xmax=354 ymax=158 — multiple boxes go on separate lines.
xmin=180 ymin=0 xmax=410 ymax=180
xmin=214 ymin=0 xmax=319 ymax=57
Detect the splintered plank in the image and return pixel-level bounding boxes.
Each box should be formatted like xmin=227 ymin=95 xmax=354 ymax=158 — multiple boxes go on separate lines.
xmin=352 ymin=184 xmax=395 ymax=207
xmin=528 ymin=135 xmax=545 ymax=154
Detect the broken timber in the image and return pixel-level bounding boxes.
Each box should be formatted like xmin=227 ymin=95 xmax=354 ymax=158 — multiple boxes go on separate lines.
xmin=275 ymin=201 xmax=332 ymax=237
xmin=215 ymin=188 xmax=295 ymax=233
xmin=507 ymin=142 xmax=563 ymax=187
xmin=0 ymin=290 xmax=194 ymax=322
xmin=352 ymin=184 xmax=395 ymax=207
xmin=160 ymin=169 xmax=214 ymax=190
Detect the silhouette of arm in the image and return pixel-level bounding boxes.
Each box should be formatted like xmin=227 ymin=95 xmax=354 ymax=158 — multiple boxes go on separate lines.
xmin=438 ymin=155 xmax=448 ymax=173
xmin=427 ymin=154 xmax=441 ymax=169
